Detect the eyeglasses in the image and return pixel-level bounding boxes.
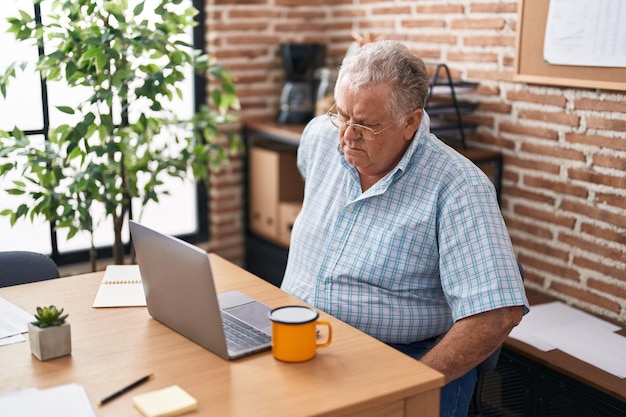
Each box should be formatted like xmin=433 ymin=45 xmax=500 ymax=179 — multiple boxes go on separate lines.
xmin=326 ymin=103 xmax=395 ymax=141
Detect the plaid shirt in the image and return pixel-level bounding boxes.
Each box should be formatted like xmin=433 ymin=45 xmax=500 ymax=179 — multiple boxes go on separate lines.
xmin=281 ymin=112 xmax=529 ymax=344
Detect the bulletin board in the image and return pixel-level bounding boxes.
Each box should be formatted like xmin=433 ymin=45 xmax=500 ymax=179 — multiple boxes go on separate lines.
xmin=514 ymin=0 xmax=626 ymax=92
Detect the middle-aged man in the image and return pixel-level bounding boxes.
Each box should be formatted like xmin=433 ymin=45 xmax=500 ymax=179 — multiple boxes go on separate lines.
xmin=280 ymin=40 xmax=529 ymax=417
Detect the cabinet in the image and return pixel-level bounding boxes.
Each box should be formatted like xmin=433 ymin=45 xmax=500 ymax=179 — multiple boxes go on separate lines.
xmin=472 ymin=348 xmax=626 ymax=417
xmin=248 ymin=145 xmax=303 ymax=245
xmin=243 ymin=121 xmax=301 ymax=286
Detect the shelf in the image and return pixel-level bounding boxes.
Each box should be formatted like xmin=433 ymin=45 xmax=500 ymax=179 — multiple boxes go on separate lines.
xmin=430 ymin=79 xmax=478 ymax=95
xmin=426 ymin=100 xmax=477 ymax=116
xmin=424 ymin=63 xmax=503 ymax=201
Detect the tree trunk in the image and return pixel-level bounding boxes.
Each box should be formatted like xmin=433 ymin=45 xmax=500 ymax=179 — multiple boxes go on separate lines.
xmin=89 ymin=242 xmax=97 ymax=272
xmin=112 ymin=213 xmax=125 ymax=265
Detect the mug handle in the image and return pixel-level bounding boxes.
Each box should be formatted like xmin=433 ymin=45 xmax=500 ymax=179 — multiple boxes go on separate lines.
xmin=316 ymin=320 xmax=332 ymax=348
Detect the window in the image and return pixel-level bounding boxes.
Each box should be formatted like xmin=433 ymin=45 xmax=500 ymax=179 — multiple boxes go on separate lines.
xmin=0 ymin=0 xmax=208 ymax=264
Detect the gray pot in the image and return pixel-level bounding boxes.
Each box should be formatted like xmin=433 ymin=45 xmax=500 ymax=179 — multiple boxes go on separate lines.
xmin=28 ymin=322 xmax=72 ymax=361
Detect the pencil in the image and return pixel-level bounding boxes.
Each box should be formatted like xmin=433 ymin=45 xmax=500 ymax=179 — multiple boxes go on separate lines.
xmin=98 ymin=373 xmax=153 ymax=406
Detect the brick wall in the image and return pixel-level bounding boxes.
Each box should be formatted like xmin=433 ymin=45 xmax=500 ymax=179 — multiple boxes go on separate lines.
xmin=206 ymin=0 xmax=626 ymax=324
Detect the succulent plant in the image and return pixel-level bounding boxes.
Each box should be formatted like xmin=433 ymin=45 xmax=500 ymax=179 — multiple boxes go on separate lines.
xmin=32 ymin=305 xmax=69 ymax=328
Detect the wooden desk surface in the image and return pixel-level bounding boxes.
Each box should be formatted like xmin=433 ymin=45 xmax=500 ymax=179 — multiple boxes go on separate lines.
xmin=1 ymin=254 xmax=443 ymax=417
xmin=243 ymin=118 xmax=305 ymax=145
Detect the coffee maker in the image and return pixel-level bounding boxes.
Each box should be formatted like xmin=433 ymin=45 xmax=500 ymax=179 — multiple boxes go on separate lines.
xmin=277 ymin=43 xmax=326 ymax=124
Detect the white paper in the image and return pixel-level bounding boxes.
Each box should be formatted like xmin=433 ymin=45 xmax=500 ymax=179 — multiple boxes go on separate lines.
xmin=543 ymin=324 xmax=626 ymax=378
xmin=0 ymin=384 xmax=96 ymax=417
xmin=509 ymin=301 xmax=619 ymax=351
xmin=509 ymin=301 xmax=626 ymax=378
xmin=0 ymin=296 xmax=34 ymax=339
xmin=92 ymin=265 xmax=146 ymax=308
xmin=0 ymin=333 xmax=25 ymax=346
xmin=544 ymin=0 xmax=626 ymax=67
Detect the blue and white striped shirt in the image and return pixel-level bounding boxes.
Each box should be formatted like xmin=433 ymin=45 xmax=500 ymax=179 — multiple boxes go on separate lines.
xmin=281 ymin=112 xmax=529 ymax=344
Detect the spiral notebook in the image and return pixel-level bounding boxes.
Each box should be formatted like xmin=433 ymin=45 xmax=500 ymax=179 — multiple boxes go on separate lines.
xmin=92 ymin=265 xmax=147 ymax=308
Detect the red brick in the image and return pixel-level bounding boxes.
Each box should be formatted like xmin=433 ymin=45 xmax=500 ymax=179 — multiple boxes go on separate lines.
xmin=411 ymin=48 xmax=443 ymax=60
xmin=372 ymin=6 xmax=412 ymax=15
xmin=518 ymin=109 xmax=580 ymax=127
xmin=518 ymin=254 xmax=580 ymax=281
xmin=227 ymin=10 xmax=280 ymax=19
xmin=520 ymin=142 xmax=585 ymax=162
xmin=275 ymin=22 xmax=329 ymax=32
xmin=593 ymin=154 xmax=626 ymax=170
xmin=505 ymin=91 xmax=567 ymax=107
xmin=505 ymin=155 xmax=560 ymax=174
xmin=561 ymin=198 xmax=626 ymax=229
xmin=447 ymin=52 xmax=499 ymax=63
xmin=463 ymin=35 xmax=516 ymax=47
xmin=460 ymin=113 xmax=494 ymax=128
xmin=580 ymin=222 xmax=626 ymax=246
xmin=476 ymin=102 xmax=512 ymax=113
xmin=417 ymin=4 xmax=465 ymax=14
xmin=574 ymin=98 xmax=626 ymax=113
xmin=596 ymin=192 xmax=626 ymax=209
xmin=566 ymin=133 xmax=626 ymax=151
xmin=500 ymin=122 xmax=559 ymax=140
xmin=466 ymin=69 xmax=515 ymax=83
xmin=548 ymin=281 xmax=621 ymax=314
xmin=587 ymin=117 xmax=626 ymax=132
xmin=214 ymin=0 xmax=266 ymax=4
xmin=559 ymin=232 xmax=626 ymax=263
xmin=588 ymin=279 xmax=626 ymax=299
xmin=469 ymin=2 xmax=519 ymax=13
xmin=359 ymin=20 xmax=396 ymax=30
xmin=275 ymin=0 xmax=332 ymax=5
xmin=568 ymin=168 xmax=626 ymax=190
xmin=450 ymin=18 xmax=506 ymax=30
xmin=469 ymin=132 xmax=516 ymax=149
xmin=418 ymin=35 xmax=458 ymax=45
xmin=502 ymin=55 xmax=515 ymax=68
xmin=505 ymin=216 xmax=554 ymax=239
xmin=523 ymin=176 xmax=588 ymax=198
xmin=574 ymin=256 xmax=626 ymax=282
xmin=473 ymin=84 xmax=500 ymax=96
xmin=514 ymin=204 xmax=576 ymax=228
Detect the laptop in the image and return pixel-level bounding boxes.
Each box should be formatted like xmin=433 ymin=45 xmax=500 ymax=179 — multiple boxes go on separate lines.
xmin=129 ymin=220 xmax=272 ymax=360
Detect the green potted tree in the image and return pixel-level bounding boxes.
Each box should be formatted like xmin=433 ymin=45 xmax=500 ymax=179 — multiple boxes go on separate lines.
xmin=0 ymin=0 xmax=240 ymax=270
xmin=28 ymin=305 xmax=71 ymax=361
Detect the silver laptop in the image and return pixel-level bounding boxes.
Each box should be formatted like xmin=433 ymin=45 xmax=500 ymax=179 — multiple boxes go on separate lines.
xmin=129 ymin=220 xmax=272 ymax=360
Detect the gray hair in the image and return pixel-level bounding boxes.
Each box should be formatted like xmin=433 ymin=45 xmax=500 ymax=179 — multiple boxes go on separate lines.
xmin=335 ymin=40 xmax=430 ymax=118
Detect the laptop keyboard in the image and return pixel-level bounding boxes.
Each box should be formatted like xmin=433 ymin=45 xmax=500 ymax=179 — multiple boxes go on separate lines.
xmin=222 ymin=312 xmax=271 ymax=352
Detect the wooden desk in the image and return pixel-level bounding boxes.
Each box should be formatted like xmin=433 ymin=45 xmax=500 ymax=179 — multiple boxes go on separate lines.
xmin=505 ymin=289 xmax=626 ymax=404
xmin=1 ymin=254 xmax=443 ymax=417
xmin=473 ymin=289 xmax=626 ymax=416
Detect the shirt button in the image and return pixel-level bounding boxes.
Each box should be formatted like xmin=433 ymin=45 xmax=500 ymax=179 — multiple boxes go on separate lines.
xmin=319 ymin=284 xmax=325 ymax=291
xmin=331 ymin=244 xmax=339 ymax=251
xmin=347 ymin=206 xmax=354 ymax=212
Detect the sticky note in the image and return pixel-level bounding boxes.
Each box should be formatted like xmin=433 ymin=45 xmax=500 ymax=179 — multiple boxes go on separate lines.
xmin=132 ymin=385 xmax=197 ymax=417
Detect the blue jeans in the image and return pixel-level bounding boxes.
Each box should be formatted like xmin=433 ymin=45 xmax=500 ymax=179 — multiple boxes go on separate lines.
xmin=388 ymin=339 xmax=478 ymax=417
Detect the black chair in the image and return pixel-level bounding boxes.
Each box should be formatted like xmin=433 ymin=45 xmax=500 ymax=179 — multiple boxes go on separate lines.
xmin=470 ymin=260 xmax=525 ymax=417
xmin=0 ymin=251 xmax=60 ymax=288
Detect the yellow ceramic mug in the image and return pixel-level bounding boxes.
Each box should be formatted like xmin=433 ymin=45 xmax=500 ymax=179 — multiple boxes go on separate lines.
xmin=269 ymin=305 xmax=332 ymax=362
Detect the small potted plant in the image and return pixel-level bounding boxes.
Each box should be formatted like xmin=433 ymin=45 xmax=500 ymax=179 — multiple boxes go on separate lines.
xmin=28 ymin=305 xmax=71 ymax=361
